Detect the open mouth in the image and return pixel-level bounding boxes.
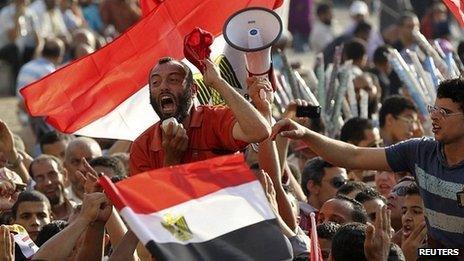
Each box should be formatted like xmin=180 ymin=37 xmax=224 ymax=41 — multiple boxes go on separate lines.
xmin=432 ymin=122 xmax=441 ymax=133
xmin=159 ymin=94 xmax=176 ymax=114
xmin=402 ymin=224 xmax=412 ymax=238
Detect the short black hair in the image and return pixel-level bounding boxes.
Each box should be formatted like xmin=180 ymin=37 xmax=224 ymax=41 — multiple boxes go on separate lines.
xmin=89 ymin=156 xmax=127 ymax=178
xmin=35 ymin=220 xmax=68 ymax=247
xmin=335 ymin=195 xmax=368 ymax=224
xmin=301 ymin=157 xmax=333 ymax=196
xmin=353 ymin=21 xmax=372 ymax=36
xmin=373 ymin=45 xmax=392 ymax=65
xmin=39 ymin=131 xmax=71 ymax=152
xmin=29 ymin=154 xmax=65 ymax=180
xmin=41 ymin=38 xmax=64 ymax=58
xmin=379 ymin=95 xmax=417 ymax=128
xmin=355 ymin=187 xmax=387 ymax=204
xmin=316 ymin=3 xmax=332 ymax=16
xmin=331 ymin=223 xmax=367 ymax=261
xmin=397 ymin=11 xmax=418 ymax=26
xmin=405 ymin=182 xmax=420 ymax=197
xmin=343 ymin=39 xmax=366 ymax=62
xmin=317 ymin=221 xmax=340 ymax=240
xmin=11 ymin=191 xmax=51 ymax=219
xmin=150 ymin=57 xmax=193 ymax=88
xmin=337 ymin=181 xmax=368 ymax=198
xmin=437 ymin=78 xmax=464 ymax=113
xmin=340 ymin=117 xmax=373 ymax=145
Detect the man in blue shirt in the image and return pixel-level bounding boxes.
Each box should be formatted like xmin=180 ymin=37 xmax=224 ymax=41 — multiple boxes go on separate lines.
xmin=271 ymin=78 xmax=464 ymax=250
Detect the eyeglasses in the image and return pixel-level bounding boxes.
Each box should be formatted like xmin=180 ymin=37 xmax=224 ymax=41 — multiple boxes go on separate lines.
xmin=324 ymin=177 xmax=347 ymax=189
xmin=396 ymin=115 xmax=419 ymax=126
xmin=427 ymin=105 xmax=464 ymax=119
xmin=391 ymin=185 xmax=408 ymax=197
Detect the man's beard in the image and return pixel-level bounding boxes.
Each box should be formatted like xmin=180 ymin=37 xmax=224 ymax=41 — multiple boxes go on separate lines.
xmin=150 ymin=88 xmax=193 ymax=123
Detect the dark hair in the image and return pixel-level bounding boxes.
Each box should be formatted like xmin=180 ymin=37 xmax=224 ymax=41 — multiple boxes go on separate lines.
xmin=355 ymin=187 xmax=387 ymax=204
xmin=150 ymin=57 xmax=193 ymax=89
xmin=379 ymin=95 xmax=417 ymax=127
xmin=335 ymin=195 xmax=368 ymax=224
xmin=316 ymin=3 xmax=332 ymax=16
xmin=337 ymin=181 xmax=368 ymax=198
xmin=317 ymin=221 xmax=340 ymax=240
xmin=373 ymin=45 xmax=392 ymax=65
xmin=353 ymin=21 xmax=372 ymax=36
xmin=343 ymin=39 xmax=366 ymax=62
xmin=437 ymin=78 xmax=464 ymax=112
xmin=39 ymin=131 xmax=71 ymax=152
xmin=11 ymin=191 xmax=51 ymax=219
xmin=29 ymin=154 xmax=65 ymax=180
xmin=397 ymin=175 xmax=415 ymax=184
xmin=41 ymin=38 xmax=64 ymax=58
xmin=340 ymin=117 xmax=373 ymax=145
xmin=301 ymin=157 xmax=334 ymax=196
xmin=405 ymin=182 xmax=420 ymax=196
xmin=89 ymin=156 xmax=127 ymax=178
xmin=35 ymin=220 xmax=68 ymax=247
xmin=397 ymin=11 xmax=418 ymax=26
xmin=331 ymin=223 xmax=367 ymax=261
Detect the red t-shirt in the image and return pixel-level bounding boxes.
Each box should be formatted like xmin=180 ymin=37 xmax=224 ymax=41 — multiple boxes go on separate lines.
xmin=129 ymin=105 xmax=248 ymax=175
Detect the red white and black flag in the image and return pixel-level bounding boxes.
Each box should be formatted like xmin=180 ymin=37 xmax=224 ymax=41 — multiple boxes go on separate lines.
xmin=442 ymin=0 xmax=464 ymax=27
xmin=99 ymin=154 xmax=292 ymax=260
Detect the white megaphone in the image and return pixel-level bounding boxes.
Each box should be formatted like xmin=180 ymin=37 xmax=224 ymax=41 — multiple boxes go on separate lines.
xmin=223 ymin=7 xmax=282 ymax=95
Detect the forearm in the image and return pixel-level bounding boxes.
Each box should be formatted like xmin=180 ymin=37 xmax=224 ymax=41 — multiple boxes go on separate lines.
xmin=275 ymin=135 xmax=290 ymax=174
xmin=105 ymin=209 xmax=128 ymax=248
xmin=214 ymin=79 xmax=270 ymax=142
xmin=108 ymin=141 xmax=132 ymax=155
xmin=9 ymin=150 xmax=30 ymax=183
xmin=109 ymin=230 xmax=141 ymax=261
xmin=75 ymin=221 xmax=105 ymax=261
xmin=33 ymin=218 xmax=89 ymax=260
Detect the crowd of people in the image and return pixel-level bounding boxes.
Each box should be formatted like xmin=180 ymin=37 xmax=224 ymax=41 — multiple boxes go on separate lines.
xmin=1 ymin=0 xmax=464 ymax=260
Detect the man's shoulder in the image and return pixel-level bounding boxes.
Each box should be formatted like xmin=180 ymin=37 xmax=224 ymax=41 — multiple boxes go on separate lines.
xmin=133 ymin=122 xmax=159 ymax=145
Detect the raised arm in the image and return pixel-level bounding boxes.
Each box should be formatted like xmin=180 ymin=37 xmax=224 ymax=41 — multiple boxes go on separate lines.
xmin=202 ymin=59 xmax=270 ymax=143
xmin=271 ymin=119 xmax=391 ymax=171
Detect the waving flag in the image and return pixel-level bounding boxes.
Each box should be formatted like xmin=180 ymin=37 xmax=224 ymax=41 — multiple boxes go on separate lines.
xmin=442 ymin=0 xmax=464 ymax=27
xmin=99 ymin=154 xmax=292 ymax=260
xmin=20 ymin=0 xmax=282 ymax=141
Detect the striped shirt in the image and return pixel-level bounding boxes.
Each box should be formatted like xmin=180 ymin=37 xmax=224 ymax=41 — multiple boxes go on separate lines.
xmin=386 ymin=137 xmax=464 ymax=248
xmin=16 ymin=57 xmax=55 ymax=96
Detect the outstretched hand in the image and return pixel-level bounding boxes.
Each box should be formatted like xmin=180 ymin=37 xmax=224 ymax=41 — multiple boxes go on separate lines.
xmin=364 ymin=205 xmax=391 ymax=261
xmin=0 ymin=225 xmax=14 ymax=261
xmin=79 ymin=192 xmax=113 ymax=224
xmin=401 ymin=222 xmax=427 ymax=261
xmin=76 ymin=158 xmax=102 ymax=194
xmin=247 ymin=77 xmax=273 ymax=115
xmin=270 ymin=118 xmax=308 ymax=141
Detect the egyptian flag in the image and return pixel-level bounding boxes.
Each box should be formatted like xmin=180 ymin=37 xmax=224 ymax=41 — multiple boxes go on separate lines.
xmin=99 ymin=154 xmax=292 ymax=260
xmin=442 ymin=0 xmax=464 ymax=27
xmin=19 ymin=0 xmax=282 ymax=141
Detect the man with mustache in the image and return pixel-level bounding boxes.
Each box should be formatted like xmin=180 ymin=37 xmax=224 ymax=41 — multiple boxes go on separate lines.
xmin=271 ymin=78 xmax=464 ymax=251
xmin=130 ymin=57 xmax=271 ymax=174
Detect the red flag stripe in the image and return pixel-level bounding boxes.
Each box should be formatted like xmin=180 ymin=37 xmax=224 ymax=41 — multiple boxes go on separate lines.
xmin=20 ymin=0 xmax=280 ymax=133
xmin=442 ymin=0 xmax=464 ymax=27
xmin=99 ymin=154 xmax=257 ymax=214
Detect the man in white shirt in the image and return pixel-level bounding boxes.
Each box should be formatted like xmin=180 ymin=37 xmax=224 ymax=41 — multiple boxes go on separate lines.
xmin=310 ymin=3 xmax=334 ymax=53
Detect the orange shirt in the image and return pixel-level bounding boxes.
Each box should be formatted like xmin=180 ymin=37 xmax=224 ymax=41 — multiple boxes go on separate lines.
xmin=129 ymin=105 xmax=248 ymax=175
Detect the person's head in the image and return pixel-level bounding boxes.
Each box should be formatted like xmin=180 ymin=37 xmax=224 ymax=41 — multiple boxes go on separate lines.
xmin=44 ymin=0 xmax=59 ymax=10
xmin=39 ymin=131 xmax=72 ymax=162
xmin=340 ymin=117 xmax=381 ymax=147
xmin=343 ymin=39 xmax=367 ymax=68
xmin=317 ymin=3 xmax=333 ymax=26
xmin=29 ymin=155 xmax=68 ymax=207
xmin=301 ymin=157 xmax=348 ymax=209
xmin=11 ymin=191 xmax=52 ymax=241
xmin=111 ymin=153 xmax=129 ymax=175
xmin=149 ymin=57 xmax=196 ymax=122
xmin=355 ymin=187 xmax=387 ymax=223
xmin=318 ymin=195 xmax=368 ymax=225
xmin=41 ymin=38 xmax=65 ymax=65
xmin=336 ymin=181 xmax=369 ymax=199
xmin=0 ymin=167 xmax=26 ymax=204
xmin=353 ymin=21 xmax=372 ymax=42
xmin=317 ymin=222 xmax=340 ymax=261
xmin=35 ymin=220 xmax=68 ymax=247
xmin=349 ymin=0 xmax=369 ymax=23
xmin=373 ymin=45 xmax=392 ymax=73
xmin=387 ymin=176 xmax=415 ymax=230
xmin=379 ymin=95 xmax=419 ymax=144
xmin=89 ymin=156 xmax=126 ymax=179
xmin=64 ymin=137 xmax=102 ymax=199
xmin=397 ymin=12 xmax=419 ymax=44
xmin=330 ymin=222 xmax=367 ymax=261
xmin=74 ymin=43 xmax=94 ymax=59
xmin=431 ymin=78 xmax=464 ymax=145
xmin=72 ymin=28 xmax=96 ymax=49
xmin=353 ymin=73 xmax=381 ymax=118
xmin=375 ymin=171 xmax=397 ymax=198
xmin=401 ymin=183 xmax=424 ymax=240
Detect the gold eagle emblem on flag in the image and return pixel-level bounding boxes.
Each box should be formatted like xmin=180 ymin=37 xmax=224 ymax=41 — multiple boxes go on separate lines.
xmin=161 ymin=213 xmax=193 ymax=241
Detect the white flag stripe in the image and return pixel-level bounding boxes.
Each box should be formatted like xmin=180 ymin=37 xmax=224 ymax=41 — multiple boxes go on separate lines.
xmin=74 ymin=85 xmax=158 ymax=140
xmin=120 ymin=180 xmax=275 ymax=245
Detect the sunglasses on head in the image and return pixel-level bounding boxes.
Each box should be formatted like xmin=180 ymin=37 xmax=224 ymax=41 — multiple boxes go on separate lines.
xmin=391 ymin=185 xmax=408 ymax=197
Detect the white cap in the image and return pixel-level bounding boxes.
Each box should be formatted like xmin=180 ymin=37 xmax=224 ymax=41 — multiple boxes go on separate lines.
xmin=350 ymin=1 xmax=369 ymax=16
